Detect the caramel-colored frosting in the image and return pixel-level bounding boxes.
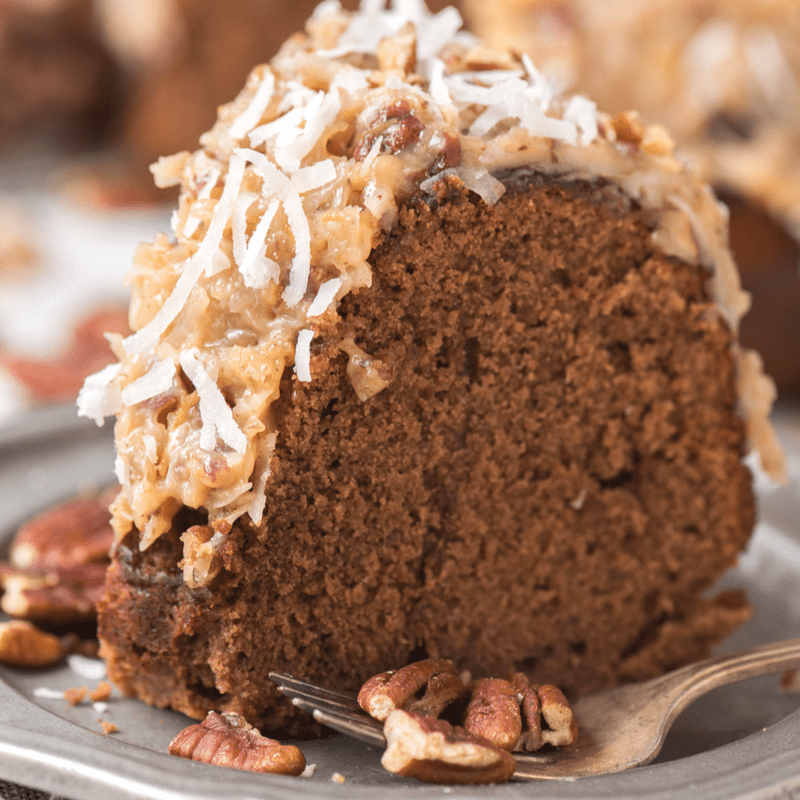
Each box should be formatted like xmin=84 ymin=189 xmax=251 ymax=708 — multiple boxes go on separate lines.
xmin=79 ymin=0 xmax=784 ymax=586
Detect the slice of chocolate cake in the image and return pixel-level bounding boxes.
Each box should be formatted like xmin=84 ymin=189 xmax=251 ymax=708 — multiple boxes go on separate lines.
xmin=80 ymin=0 xmax=784 ymax=733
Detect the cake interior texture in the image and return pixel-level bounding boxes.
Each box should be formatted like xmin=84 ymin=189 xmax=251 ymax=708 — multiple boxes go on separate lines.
xmin=99 ymin=172 xmax=754 ymax=733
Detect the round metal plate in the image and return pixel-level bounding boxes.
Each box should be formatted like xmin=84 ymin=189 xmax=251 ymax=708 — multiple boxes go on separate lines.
xmin=0 ymin=407 xmax=799 ymax=799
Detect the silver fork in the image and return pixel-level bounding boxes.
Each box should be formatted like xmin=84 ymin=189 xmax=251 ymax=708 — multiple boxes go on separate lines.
xmin=270 ymin=637 xmax=800 ymax=780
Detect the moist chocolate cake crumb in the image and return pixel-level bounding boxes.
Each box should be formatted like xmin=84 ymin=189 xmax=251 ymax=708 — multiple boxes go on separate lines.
xmin=98 ymin=174 xmax=754 ymax=732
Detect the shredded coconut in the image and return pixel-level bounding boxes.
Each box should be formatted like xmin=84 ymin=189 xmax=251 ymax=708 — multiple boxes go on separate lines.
xmin=232 ymin=191 xmax=258 ymax=268
xmin=178 ymin=349 xmax=247 ymax=453
xmin=236 ymin=148 xmax=311 ymax=307
xmin=33 ymin=687 xmax=65 ymax=700
xmin=308 ymin=278 xmax=343 ymax=317
xmin=77 ymin=363 xmax=122 ymax=425
xmin=121 ymin=256 xmax=205 ymax=356
xmin=247 ymin=432 xmax=277 ymax=525
xmin=563 ymin=96 xmax=598 ymax=147
xmin=291 ymin=160 xmax=338 ymax=194
xmin=183 ymin=165 xmax=221 ymax=237
xmin=120 ymin=358 xmax=175 ymax=407
xmin=195 ymin=153 xmax=246 ymax=276
xmin=67 ymin=654 xmax=108 ymax=681
xmin=228 ymin=69 xmax=276 ymax=141
xmin=295 ymin=329 xmax=314 ymax=382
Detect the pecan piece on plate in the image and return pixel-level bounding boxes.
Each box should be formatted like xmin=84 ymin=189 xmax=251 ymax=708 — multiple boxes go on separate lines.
xmin=382 ymin=709 xmax=516 ymax=785
xmin=2 ymin=305 xmax=130 ymax=402
xmin=358 ymin=658 xmax=468 ymax=721
xmin=10 ymin=491 xmax=115 ymax=572
xmin=511 ymin=673 xmax=577 ymax=751
xmin=1 ymin=562 xmax=106 ymax=624
xmin=169 ymin=711 xmax=306 ymax=776
xmin=463 ymin=677 xmax=522 ymax=751
xmin=0 ymin=620 xmax=64 ymax=668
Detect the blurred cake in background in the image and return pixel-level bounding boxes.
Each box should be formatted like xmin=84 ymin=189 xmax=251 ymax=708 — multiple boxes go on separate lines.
xmin=1 ymin=1 xmax=454 ymax=181
xmin=0 ymin=0 xmax=120 ymax=146
xmin=463 ymin=0 xmax=800 ymax=396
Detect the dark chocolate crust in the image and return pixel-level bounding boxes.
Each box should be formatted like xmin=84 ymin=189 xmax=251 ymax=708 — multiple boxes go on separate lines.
xmin=98 ymin=172 xmax=754 ymax=734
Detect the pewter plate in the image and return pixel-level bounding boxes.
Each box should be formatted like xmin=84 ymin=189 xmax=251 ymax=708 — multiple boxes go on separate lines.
xmin=1 ymin=406 xmax=800 ymax=800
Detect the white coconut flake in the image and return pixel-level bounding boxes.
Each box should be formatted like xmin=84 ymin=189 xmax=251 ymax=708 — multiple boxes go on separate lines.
xmin=114 ymin=453 xmax=127 ymax=485
xmin=422 ymin=166 xmax=505 ymax=205
xmin=295 ymin=329 xmax=314 ymax=382
xmin=242 ymin=256 xmax=281 ymax=290
xmin=564 ymin=96 xmax=598 ymax=147
xmin=183 ymin=165 xmax=221 ymax=237
xmin=33 ymin=687 xmax=65 ymax=700
xmin=361 ymin=139 xmax=382 ymax=172
xmin=67 ymin=654 xmax=107 ymax=681
xmin=247 ymin=432 xmax=276 ymax=525
xmin=122 ymin=256 xmax=205 ymax=355
xmin=330 ymin=66 xmax=371 ymax=94
xmin=308 ymin=278 xmax=343 ymax=317
xmin=249 ymin=106 xmax=305 ymax=148
xmin=312 ymin=0 xmax=341 ymax=18
xmin=77 ymin=363 xmax=122 ymax=425
xmin=195 ymin=153 xmax=246 ymax=276
xmin=470 ymin=104 xmax=510 ymax=138
xmin=205 ymin=483 xmax=253 ymax=510
xmin=518 ymin=101 xmax=578 ymax=144
xmin=236 ymin=147 xmax=311 ymax=307
xmin=417 ymin=6 xmax=462 ymax=64
xmin=446 ymin=75 xmax=528 ymax=105
xmin=143 ymin=433 xmax=157 ymax=463
xmin=238 ymin=196 xmax=281 ymax=289
xmin=232 ymin=191 xmax=258 ymax=267
xmin=277 ymin=91 xmax=341 ymax=174
xmin=178 ymin=348 xmax=247 ymax=453
xmin=120 ymin=358 xmax=175 ymax=407
xmin=428 ymin=58 xmax=452 ymax=110
xmin=521 ymin=53 xmax=553 ymax=110
xmin=228 ymin=70 xmax=275 ymax=141
xmin=123 ymin=157 xmax=246 ymax=355
xmin=291 ymin=160 xmax=337 ymax=194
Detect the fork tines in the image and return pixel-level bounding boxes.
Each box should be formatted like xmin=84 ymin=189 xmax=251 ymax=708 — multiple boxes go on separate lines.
xmin=269 ymin=672 xmax=387 ymax=747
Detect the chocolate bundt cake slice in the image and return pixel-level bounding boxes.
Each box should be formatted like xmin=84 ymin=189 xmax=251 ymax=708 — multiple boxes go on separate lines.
xmin=81 ymin=1 xmax=783 ymax=732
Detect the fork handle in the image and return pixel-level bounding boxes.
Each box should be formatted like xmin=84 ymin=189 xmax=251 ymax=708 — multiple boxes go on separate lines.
xmin=659 ymin=637 xmax=800 ymax=713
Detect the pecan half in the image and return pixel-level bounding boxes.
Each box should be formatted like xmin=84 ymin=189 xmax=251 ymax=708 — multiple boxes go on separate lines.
xmin=358 ymin=658 xmax=468 ymax=721
xmin=352 ymin=101 xmax=425 ymax=161
xmin=1 ymin=563 xmax=106 ymax=624
xmin=0 ymin=620 xmax=64 ymax=668
xmin=169 ymin=711 xmax=306 ymax=775
xmin=431 ymin=133 xmax=462 ymax=174
xmin=463 ymin=678 xmax=522 ymax=752
xmin=2 ymin=305 xmax=130 ymax=402
xmin=10 ymin=492 xmax=115 ymax=572
xmin=382 ymin=709 xmax=516 ymax=785
xmin=511 ymin=673 xmax=577 ymax=751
